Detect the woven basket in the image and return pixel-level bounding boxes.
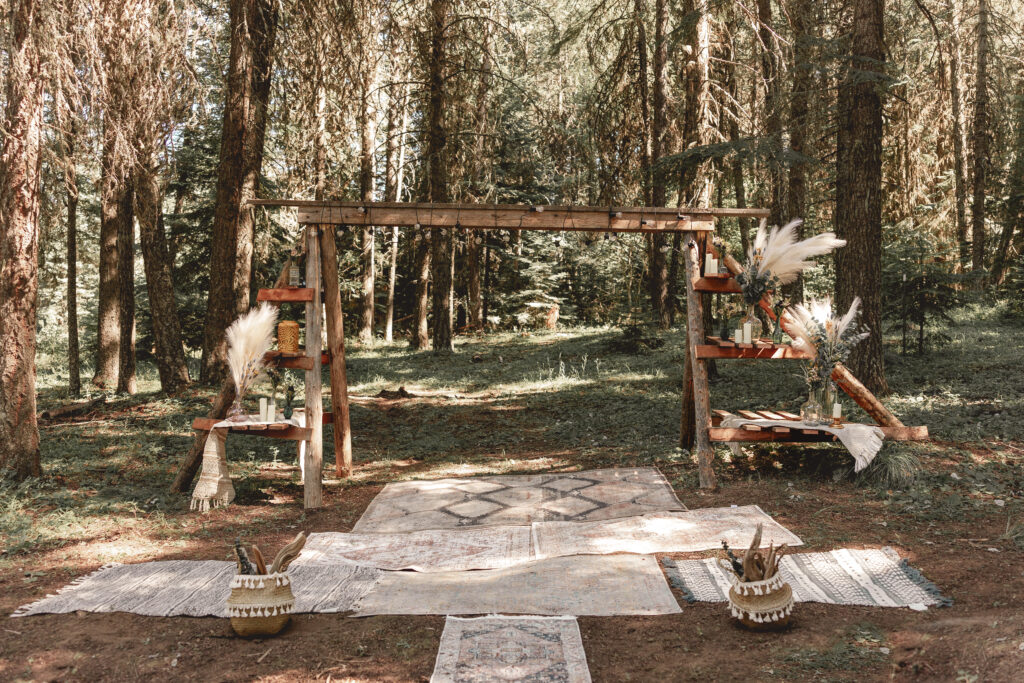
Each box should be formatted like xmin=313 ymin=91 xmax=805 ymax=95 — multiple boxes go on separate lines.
xmin=226 ymin=572 xmax=295 ymax=637
xmin=727 ymin=572 xmax=794 ymax=630
xmin=277 ymin=320 xmax=300 ymax=354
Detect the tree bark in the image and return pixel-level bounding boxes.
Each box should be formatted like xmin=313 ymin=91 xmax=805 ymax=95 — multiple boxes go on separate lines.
xmin=648 ymin=0 xmax=671 ymax=328
xmin=200 ymin=0 xmax=279 ymax=383
xmin=0 ymin=0 xmax=43 ymax=481
xmin=835 ymin=0 xmax=888 ymax=394
xmin=94 ymin=134 xmax=122 ymax=389
xmin=135 ymin=158 xmax=191 ymax=394
xmin=384 ymin=87 xmax=408 ymax=342
xmin=427 ymin=0 xmax=453 ymax=353
xmin=358 ymin=75 xmax=376 ymax=343
xmin=970 ymin=0 xmax=990 ymax=277
xmin=116 ymin=181 xmax=137 ymax=395
xmin=757 ymin=0 xmax=784 ymax=228
xmin=412 ymin=231 xmax=431 ymax=349
xmin=992 ymin=81 xmax=1024 ymax=284
xmin=467 ymin=17 xmax=493 ymax=329
xmin=65 ymin=132 xmax=81 ymax=398
xmin=785 ymin=0 xmax=813 ymax=301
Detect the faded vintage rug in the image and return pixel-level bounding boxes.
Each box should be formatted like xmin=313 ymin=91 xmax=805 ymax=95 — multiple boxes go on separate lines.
xmin=431 ymin=616 xmax=591 ymax=683
xmin=532 ymin=505 xmax=803 ymax=560
xmin=352 ymin=467 xmax=685 ymax=533
xmin=13 ymin=561 xmax=384 ymax=618
xmin=352 ymin=554 xmax=682 ymax=617
xmin=661 ymin=547 xmax=951 ymax=610
xmin=293 ymin=526 xmax=535 ymax=572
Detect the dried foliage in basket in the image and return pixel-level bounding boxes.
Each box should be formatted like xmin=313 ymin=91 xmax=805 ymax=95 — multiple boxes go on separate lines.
xmin=720 ymin=524 xmax=793 ymax=629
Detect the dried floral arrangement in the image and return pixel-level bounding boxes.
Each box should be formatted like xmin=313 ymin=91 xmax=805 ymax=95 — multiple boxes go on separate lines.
xmin=787 ymin=297 xmax=871 ymax=387
xmin=734 ymin=219 xmax=846 ymax=307
xmin=226 ymin=303 xmax=278 ymax=421
xmin=233 ymin=532 xmax=306 ymax=576
xmin=721 ymin=524 xmax=793 ymax=627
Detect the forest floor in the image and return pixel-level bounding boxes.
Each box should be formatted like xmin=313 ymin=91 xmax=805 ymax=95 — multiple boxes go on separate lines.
xmin=2 ymin=304 xmax=1023 ymax=682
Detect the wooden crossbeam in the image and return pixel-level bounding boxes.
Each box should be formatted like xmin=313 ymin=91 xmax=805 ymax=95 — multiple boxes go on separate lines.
xmin=249 ymin=200 xmax=769 ymax=233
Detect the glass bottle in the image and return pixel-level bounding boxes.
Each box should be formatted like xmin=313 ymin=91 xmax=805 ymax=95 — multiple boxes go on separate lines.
xmin=741 ymin=305 xmax=763 ymax=343
xmin=800 ymin=385 xmax=823 ymax=425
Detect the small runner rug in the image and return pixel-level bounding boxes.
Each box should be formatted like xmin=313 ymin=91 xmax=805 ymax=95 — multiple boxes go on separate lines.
xmin=661 ymin=547 xmax=950 ymax=610
xmin=293 ymin=526 xmax=534 ymax=572
xmin=431 ymin=616 xmax=591 ymax=683
xmin=532 ymin=505 xmax=802 ymax=559
xmin=13 ymin=561 xmax=383 ymax=617
xmin=352 ymin=467 xmax=684 ymax=533
xmin=352 ymin=554 xmax=682 ymax=616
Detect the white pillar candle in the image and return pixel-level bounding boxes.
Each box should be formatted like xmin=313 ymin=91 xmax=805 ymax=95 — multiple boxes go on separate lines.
xmin=267 ymin=399 xmax=276 ymax=423
xmin=833 ymin=402 xmax=842 ymax=419
xmin=259 ymin=398 xmax=268 ymax=422
xmin=735 ymin=328 xmax=743 ymax=344
xmin=743 ymin=322 xmax=753 ymax=345
xmin=709 ymin=257 xmax=718 ymax=274
xmin=705 ymin=254 xmax=714 ymax=273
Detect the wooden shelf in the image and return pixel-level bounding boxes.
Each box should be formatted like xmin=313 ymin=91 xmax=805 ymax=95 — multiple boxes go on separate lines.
xmin=693 ymin=277 xmax=742 ymax=293
xmin=263 ymin=349 xmax=331 ymax=370
xmin=697 ymin=336 xmax=812 ymax=359
xmin=708 ymin=409 xmax=929 ymax=443
xmin=257 ymin=287 xmax=315 ymax=303
xmin=191 ymin=417 xmax=312 ymax=441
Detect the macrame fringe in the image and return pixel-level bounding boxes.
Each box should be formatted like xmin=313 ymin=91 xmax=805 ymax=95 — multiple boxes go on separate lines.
xmin=730 ymin=602 xmax=794 ymax=623
xmin=899 ymin=559 xmax=953 ymax=607
xmin=230 ymin=573 xmax=291 ymax=590
xmin=227 ymin=601 xmax=295 ymax=618
xmin=11 ymin=563 xmax=123 ymax=618
xmin=190 ymin=496 xmax=233 ymax=513
xmin=731 ymin=573 xmax=785 ymax=597
xmin=660 ymin=558 xmax=697 ymax=603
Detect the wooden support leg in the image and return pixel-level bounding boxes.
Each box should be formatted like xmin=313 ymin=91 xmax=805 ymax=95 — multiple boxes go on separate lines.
xmin=680 ymin=329 xmax=696 ymax=450
xmin=683 ymin=234 xmax=717 ymax=489
xmin=320 ymin=225 xmax=353 ymax=478
xmin=304 ymin=226 xmax=324 ymax=509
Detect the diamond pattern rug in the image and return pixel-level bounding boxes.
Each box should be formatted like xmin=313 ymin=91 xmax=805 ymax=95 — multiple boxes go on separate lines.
xmin=352 ymin=467 xmax=685 ymax=533
xmin=431 ymin=616 xmax=591 ymax=683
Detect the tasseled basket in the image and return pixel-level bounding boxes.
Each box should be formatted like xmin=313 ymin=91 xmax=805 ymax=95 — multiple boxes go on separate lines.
xmin=226 ymin=572 xmax=295 ymax=636
xmin=727 ymin=573 xmax=794 ymax=630
xmin=277 ymin=320 xmax=300 ymax=354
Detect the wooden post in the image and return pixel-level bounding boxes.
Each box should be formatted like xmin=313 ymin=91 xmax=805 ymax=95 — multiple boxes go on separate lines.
xmin=683 ymin=235 xmax=717 ymax=489
xmin=319 ymin=225 xmax=354 ymax=477
xmin=303 ymin=226 xmax=323 ymax=509
xmin=680 ymin=330 xmax=696 ymax=450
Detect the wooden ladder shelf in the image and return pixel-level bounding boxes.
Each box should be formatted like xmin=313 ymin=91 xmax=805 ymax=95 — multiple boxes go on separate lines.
xmin=681 ymin=233 xmax=929 ymax=490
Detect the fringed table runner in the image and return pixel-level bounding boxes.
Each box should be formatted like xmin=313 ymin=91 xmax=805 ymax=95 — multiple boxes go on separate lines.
xmin=721 ymin=416 xmax=885 ymax=471
xmin=13 ymin=561 xmax=383 ymax=618
xmin=431 ymin=616 xmax=592 ymax=683
xmin=662 ymin=547 xmax=950 ymax=610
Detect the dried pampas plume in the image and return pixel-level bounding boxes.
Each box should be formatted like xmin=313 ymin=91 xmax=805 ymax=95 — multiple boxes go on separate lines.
xmin=750 ymin=219 xmax=847 ymax=285
xmin=226 ymin=303 xmax=278 ymax=418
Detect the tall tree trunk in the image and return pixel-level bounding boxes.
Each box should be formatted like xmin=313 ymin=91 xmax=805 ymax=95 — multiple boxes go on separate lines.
xmin=116 ymin=181 xmax=137 ymax=394
xmin=648 ymin=0 xmax=671 ymax=329
xmin=65 ymin=132 xmax=81 ymax=398
xmin=94 ymin=134 xmax=122 ymax=389
xmin=723 ymin=5 xmax=751 ymax=255
xmin=970 ymin=0 xmax=990 ymax=278
xmin=385 ymin=87 xmax=408 ymax=342
xmin=358 ymin=76 xmax=376 ymax=343
xmin=427 ymin=0 xmax=453 ymax=353
xmin=412 ymin=231 xmax=431 ymax=349
xmin=0 ymin=0 xmax=43 ymax=480
xmin=467 ymin=18 xmax=493 ymax=329
xmin=199 ymin=0 xmax=279 ymax=383
xmin=758 ymin=0 xmax=784 ymax=227
xmin=835 ymin=0 xmax=888 ymax=394
xmin=785 ymin=0 xmax=813 ymax=301
xmin=946 ymin=0 xmax=969 ymax=269
xmin=135 ymin=158 xmax=191 ymax=394
xmin=992 ymin=78 xmax=1024 ymax=285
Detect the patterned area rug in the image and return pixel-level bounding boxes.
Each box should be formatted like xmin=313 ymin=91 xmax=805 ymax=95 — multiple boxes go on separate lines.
xmin=352 ymin=554 xmax=682 ymax=616
xmin=431 ymin=616 xmax=591 ymax=683
xmin=352 ymin=467 xmax=685 ymax=533
xmin=532 ymin=505 xmax=803 ymax=559
xmin=13 ymin=561 xmax=384 ymax=618
xmin=293 ymin=526 xmax=535 ymax=572
xmin=661 ymin=547 xmax=951 ymax=610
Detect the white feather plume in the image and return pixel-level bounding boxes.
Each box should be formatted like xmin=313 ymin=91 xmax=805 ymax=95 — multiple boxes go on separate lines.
xmin=226 ymin=303 xmax=278 ymax=397
xmin=748 ymin=219 xmax=847 ymax=285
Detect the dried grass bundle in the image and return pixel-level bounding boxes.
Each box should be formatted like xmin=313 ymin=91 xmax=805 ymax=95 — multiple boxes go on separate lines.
xmin=226 ymin=303 xmax=277 ymax=417
xmin=788 ymin=297 xmax=870 ymax=384
xmin=736 ymin=219 xmax=846 ymax=306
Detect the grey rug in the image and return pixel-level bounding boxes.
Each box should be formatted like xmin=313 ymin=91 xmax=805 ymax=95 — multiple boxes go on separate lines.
xmin=352 ymin=467 xmax=685 ymax=533
xmin=13 ymin=561 xmax=383 ymax=618
xmin=432 ymin=616 xmax=591 ymax=683
xmin=293 ymin=526 xmax=535 ymax=572
xmin=532 ymin=505 xmax=803 ymax=559
xmin=662 ymin=547 xmax=950 ymax=610
xmin=352 ymin=554 xmax=682 ymax=617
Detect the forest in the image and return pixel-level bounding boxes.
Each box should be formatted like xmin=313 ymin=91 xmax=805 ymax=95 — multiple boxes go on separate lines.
xmin=1 ymin=0 xmax=1024 ymax=680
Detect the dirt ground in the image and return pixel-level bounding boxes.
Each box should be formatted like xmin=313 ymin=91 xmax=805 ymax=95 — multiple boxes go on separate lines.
xmin=2 ymin=470 xmax=1023 ymax=682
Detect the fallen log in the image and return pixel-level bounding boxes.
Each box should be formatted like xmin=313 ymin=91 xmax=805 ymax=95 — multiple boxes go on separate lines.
xmin=39 ymin=396 xmax=105 ymax=421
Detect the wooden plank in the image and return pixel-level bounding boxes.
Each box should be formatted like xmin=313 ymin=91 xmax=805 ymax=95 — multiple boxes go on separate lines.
xmin=320 ymin=224 xmax=353 ymax=478
xmin=257 ymin=288 xmax=315 ymax=303
xmin=708 ymin=424 xmax=928 ymax=442
xmin=692 ymin=277 xmax=742 ymax=293
xmin=263 ymin=350 xmax=330 ymax=370
xmin=189 ymin=418 xmax=312 ymax=441
xmin=303 ymin=226 xmax=323 ymax=510
xmin=695 ymin=344 xmax=811 ymax=359
xmin=683 ymin=236 xmax=717 ymax=489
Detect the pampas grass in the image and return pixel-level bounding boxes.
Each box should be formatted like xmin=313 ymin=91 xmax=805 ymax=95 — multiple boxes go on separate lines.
xmin=749 ymin=219 xmax=847 ymax=285
xmin=787 ymin=297 xmax=870 ymax=384
xmin=226 ymin=303 xmax=278 ymax=412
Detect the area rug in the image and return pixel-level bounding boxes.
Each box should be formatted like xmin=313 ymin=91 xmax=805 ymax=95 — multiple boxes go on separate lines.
xmin=532 ymin=505 xmax=803 ymax=559
xmin=431 ymin=616 xmax=591 ymax=683
xmin=293 ymin=526 xmax=535 ymax=572
xmin=661 ymin=547 xmax=951 ymax=610
xmin=13 ymin=561 xmax=384 ymax=618
xmin=351 ymin=554 xmax=682 ymax=616
xmin=352 ymin=467 xmax=685 ymax=533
